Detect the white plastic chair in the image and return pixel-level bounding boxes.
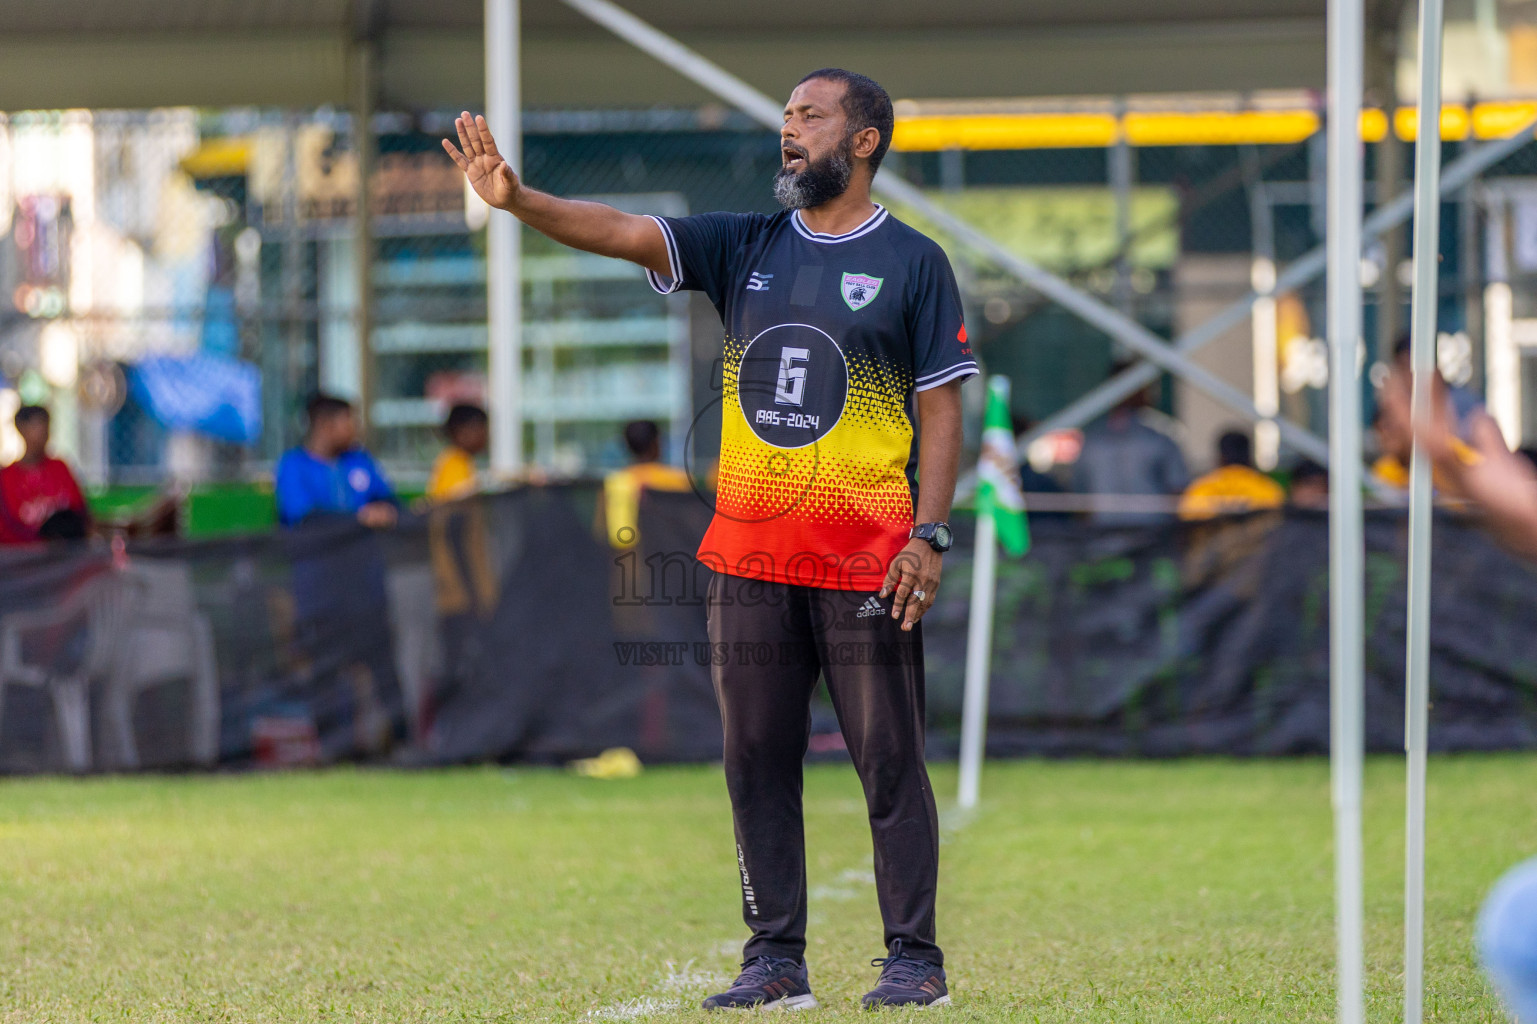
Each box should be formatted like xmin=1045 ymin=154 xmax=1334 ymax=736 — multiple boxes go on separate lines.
xmin=103 ymin=560 xmax=220 ymax=769
xmin=0 ymin=572 xmax=133 ymax=772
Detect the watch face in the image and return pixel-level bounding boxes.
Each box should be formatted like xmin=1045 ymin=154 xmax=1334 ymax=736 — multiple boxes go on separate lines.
xmin=934 ymin=523 xmax=953 ymax=550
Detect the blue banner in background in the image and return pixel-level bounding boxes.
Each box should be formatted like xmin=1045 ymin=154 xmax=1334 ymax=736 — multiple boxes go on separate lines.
xmin=130 ymin=354 xmax=262 ymax=444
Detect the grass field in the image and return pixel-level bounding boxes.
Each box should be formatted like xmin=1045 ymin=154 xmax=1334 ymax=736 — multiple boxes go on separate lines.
xmin=0 ymin=756 xmax=1531 ymax=1023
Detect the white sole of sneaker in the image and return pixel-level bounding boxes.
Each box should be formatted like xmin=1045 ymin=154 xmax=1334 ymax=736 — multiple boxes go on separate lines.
xmin=862 ymin=995 xmax=951 ymax=1011
xmin=763 ymin=994 xmax=819 ymax=1011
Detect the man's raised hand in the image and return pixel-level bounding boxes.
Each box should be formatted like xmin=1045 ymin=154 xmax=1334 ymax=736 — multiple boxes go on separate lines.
xmin=443 ymin=112 xmax=519 ymax=211
xmin=441 ymin=112 xmax=672 ymax=276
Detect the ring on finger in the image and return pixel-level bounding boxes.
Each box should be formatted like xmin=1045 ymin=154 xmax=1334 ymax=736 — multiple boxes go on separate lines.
xmin=912 ymin=589 xmax=927 ymax=602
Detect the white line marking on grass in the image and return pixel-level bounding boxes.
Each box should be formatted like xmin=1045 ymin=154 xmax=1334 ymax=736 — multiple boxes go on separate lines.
xmin=589 ymin=956 xmax=737 ymax=1019
xmin=659 ymin=959 xmax=733 ymax=993
xmin=809 ymin=867 xmax=877 ymax=902
xmin=587 ymin=996 xmax=683 ymax=1020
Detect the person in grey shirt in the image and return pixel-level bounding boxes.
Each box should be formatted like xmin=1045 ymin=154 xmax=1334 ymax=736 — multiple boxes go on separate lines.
xmin=1071 ymin=387 xmax=1190 ymax=526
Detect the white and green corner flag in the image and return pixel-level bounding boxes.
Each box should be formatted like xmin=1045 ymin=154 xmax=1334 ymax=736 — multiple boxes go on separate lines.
xmin=976 ymin=376 xmax=1030 ymax=557
xmin=959 ymin=374 xmax=1029 ymax=810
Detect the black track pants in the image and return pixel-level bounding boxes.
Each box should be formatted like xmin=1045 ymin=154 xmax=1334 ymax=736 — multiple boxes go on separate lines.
xmin=707 ymin=572 xmax=943 ymax=966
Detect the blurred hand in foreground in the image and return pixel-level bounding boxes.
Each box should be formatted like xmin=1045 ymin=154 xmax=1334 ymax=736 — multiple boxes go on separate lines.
xmin=1388 ymin=365 xmax=1537 ymax=557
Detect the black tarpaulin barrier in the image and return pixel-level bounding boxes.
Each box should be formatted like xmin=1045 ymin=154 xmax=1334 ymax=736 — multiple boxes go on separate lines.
xmin=0 ymin=484 xmax=1534 ymax=773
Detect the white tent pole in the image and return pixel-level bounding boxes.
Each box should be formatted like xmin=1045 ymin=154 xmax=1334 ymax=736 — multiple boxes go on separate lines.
xmin=1327 ymin=0 xmax=1367 ymax=1020
xmin=1404 ymin=0 xmax=1445 ymax=1018
xmin=558 ymin=0 xmax=1333 ymax=466
xmin=957 ymin=511 xmax=997 ymax=810
xmin=485 ymin=0 xmax=522 ymax=476
xmin=349 ymin=39 xmax=377 ymax=436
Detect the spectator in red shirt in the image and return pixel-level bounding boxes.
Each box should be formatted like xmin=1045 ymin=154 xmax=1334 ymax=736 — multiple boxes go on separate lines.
xmin=0 ymin=406 xmax=90 ymax=544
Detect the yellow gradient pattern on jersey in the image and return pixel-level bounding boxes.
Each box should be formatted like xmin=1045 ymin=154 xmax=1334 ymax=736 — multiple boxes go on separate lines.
xmin=715 ymin=334 xmax=913 ymax=532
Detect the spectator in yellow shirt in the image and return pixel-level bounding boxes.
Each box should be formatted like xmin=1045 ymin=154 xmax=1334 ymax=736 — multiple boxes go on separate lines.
xmin=600 ymin=421 xmax=691 ymax=548
xmin=1178 ymin=430 xmax=1285 ymax=520
xmin=1373 ymin=350 xmax=1483 ymax=492
xmin=426 ymin=404 xmax=489 ymax=502
xmin=1374 ymin=356 xmax=1484 ymax=498
xmin=426 ymin=404 xmax=497 ymax=655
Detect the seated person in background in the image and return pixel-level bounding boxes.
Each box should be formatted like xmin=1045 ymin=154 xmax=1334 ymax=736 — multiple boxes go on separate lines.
xmin=1008 ymin=415 xmax=1069 ymax=525
xmin=1010 ymin=414 xmax=1064 ymax=495
xmin=1402 ymin=372 xmax=1537 ymax=557
xmin=1178 ymin=429 xmax=1285 ymax=520
xmin=426 ymin=402 xmax=498 ymax=627
xmin=426 ymin=404 xmax=489 ymax=503
xmin=600 ymin=420 xmax=691 ymax=548
xmin=1287 ymin=460 xmax=1329 ymax=510
xmin=1072 ymin=383 xmax=1190 ymax=526
xmin=0 ymin=405 xmax=91 ymax=544
xmin=275 ymin=394 xmax=397 ymax=529
xmin=1370 ymin=405 xmax=1404 ymax=486
xmin=1373 ymin=336 xmax=1480 ymax=491
xmin=1393 ymin=330 xmax=1483 ymax=427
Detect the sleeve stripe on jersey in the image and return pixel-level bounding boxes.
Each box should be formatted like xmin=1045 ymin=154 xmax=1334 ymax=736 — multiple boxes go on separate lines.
xmin=914 ymin=362 xmax=980 ymax=391
xmin=916 ymin=360 xmax=979 ymax=383
xmin=643 ymin=215 xmax=684 ymax=295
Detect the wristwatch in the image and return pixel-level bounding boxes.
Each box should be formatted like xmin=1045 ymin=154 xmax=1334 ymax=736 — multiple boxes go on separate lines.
xmin=910 ymin=522 xmax=954 ymax=553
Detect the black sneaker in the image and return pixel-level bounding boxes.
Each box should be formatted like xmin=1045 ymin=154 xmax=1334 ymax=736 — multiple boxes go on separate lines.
xmin=702 ymin=955 xmax=818 ymax=1011
xmin=862 ymin=941 xmax=949 ymax=1008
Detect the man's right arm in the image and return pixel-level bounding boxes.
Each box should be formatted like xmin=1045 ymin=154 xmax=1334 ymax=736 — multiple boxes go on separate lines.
xmin=507 ymin=188 xmax=670 ymax=277
xmin=444 ymin=112 xmax=670 ymax=278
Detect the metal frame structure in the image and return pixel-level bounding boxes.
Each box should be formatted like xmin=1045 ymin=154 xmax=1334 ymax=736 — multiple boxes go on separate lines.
xmin=1241 ymin=144 xmax=1283 ymax=471
xmin=1474 ymin=177 xmax=1537 ymax=449
xmin=1022 ymin=121 xmax=1537 ymax=459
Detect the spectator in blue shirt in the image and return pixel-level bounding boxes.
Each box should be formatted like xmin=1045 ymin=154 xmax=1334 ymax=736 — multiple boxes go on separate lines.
xmin=275 ymin=394 xmax=398 ymax=529
xmin=275 ymin=394 xmax=406 ymax=756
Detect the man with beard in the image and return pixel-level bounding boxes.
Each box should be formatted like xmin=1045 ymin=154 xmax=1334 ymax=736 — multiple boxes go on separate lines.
xmin=445 ymin=68 xmax=973 ymax=1010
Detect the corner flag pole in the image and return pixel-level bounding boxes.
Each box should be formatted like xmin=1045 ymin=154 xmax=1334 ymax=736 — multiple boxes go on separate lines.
xmin=957 ymin=510 xmax=996 ymax=811
xmin=1327 ymin=0 xmax=1367 ymax=1020
xmin=1404 ymin=0 xmax=1446 ymax=1017
xmin=957 ymin=376 xmax=1029 ymax=810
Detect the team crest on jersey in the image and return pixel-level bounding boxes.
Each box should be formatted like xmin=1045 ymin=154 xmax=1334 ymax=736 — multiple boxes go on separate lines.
xmin=840 ymin=272 xmax=883 ymax=311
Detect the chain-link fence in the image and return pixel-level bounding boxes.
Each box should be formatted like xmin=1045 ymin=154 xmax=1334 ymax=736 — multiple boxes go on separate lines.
xmin=3 ymin=102 xmax=1537 ymax=504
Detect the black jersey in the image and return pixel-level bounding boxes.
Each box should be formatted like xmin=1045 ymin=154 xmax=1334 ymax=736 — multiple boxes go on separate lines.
xmin=648 ymin=204 xmax=976 ymax=591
